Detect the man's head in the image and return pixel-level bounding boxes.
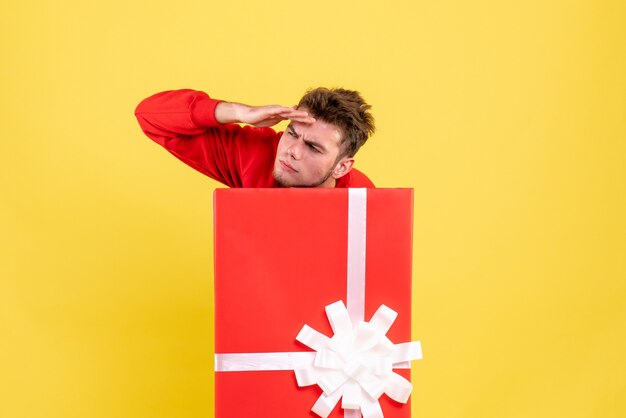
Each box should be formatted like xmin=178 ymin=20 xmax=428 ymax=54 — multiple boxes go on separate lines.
xmin=273 ymin=87 xmax=375 ymax=188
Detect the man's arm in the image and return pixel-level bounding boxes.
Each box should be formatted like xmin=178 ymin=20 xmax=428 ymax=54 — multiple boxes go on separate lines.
xmin=135 ymin=89 xmax=314 ymax=141
xmin=134 ymin=89 xmax=313 ymax=187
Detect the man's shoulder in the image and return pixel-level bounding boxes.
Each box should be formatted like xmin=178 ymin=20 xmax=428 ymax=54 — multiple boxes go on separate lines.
xmin=233 ymin=126 xmax=281 ymax=157
xmin=337 ymin=168 xmax=375 ymax=188
xmin=237 ymin=125 xmax=281 ymax=142
xmin=235 ymin=127 xmax=281 ymax=187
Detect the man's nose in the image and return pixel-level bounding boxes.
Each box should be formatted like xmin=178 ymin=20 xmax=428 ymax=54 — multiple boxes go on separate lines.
xmin=287 ymin=142 xmax=302 ymax=160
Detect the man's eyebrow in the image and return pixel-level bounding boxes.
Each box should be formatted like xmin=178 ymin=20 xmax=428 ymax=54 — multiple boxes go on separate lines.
xmin=287 ymin=124 xmax=299 ymax=137
xmin=287 ymin=124 xmax=326 ymax=152
xmin=305 ymin=138 xmax=326 ymax=152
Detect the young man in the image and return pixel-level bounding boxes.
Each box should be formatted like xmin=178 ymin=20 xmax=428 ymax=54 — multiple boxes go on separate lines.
xmin=135 ymin=88 xmax=376 ymax=188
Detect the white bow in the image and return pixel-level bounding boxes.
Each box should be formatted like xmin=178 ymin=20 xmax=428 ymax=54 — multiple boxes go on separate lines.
xmin=294 ymin=301 xmax=422 ymax=418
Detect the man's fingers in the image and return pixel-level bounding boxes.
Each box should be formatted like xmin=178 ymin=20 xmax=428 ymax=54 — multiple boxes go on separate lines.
xmin=287 ymin=115 xmax=316 ymax=124
xmin=269 ymin=106 xmax=296 ymax=115
xmin=289 ymin=116 xmax=316 ymax=124
xmin=278 ymin=110 xmax=316 ymax=124
xmin=255 ymin=105 xmax=316 ymax=125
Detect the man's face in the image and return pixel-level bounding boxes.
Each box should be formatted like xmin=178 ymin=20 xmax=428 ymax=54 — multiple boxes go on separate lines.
xmin=273 ymin=116 xmax=352 ymax=187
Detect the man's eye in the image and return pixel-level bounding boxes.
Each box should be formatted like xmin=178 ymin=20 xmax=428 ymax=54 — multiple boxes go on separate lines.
xmin=307 ymin=143 xmax=319 ymax=152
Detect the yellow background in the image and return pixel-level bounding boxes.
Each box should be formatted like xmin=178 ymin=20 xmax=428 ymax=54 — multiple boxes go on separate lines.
xmin=1 ymin=0 xmax=625 ymax=417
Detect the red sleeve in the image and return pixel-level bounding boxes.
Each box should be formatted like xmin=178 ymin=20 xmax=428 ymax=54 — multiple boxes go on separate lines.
xmin=134 ymin=89 xmax=277 ymax=188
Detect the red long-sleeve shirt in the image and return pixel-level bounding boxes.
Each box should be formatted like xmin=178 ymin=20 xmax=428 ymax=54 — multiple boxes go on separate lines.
xmin=135 ymin=90 xmax=374 ymax=188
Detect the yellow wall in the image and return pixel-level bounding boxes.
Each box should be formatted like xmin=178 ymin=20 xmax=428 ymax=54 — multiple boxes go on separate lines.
xmin=1 ymin=1 xmax=625 ymax=417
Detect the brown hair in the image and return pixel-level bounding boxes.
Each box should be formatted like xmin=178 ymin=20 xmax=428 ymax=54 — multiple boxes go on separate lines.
xmin=298 ymin=87 xmax=375 ymax=158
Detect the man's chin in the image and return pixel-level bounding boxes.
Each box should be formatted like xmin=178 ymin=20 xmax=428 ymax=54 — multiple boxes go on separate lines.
xmin=272 ymin=170 xmax=300 ymax=188
xmin=273 ymin=169 xmax=334 ymax=188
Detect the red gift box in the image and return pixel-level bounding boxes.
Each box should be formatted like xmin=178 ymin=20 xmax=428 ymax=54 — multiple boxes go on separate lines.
xmin=213 ymin=189 xmax=420 ymax=418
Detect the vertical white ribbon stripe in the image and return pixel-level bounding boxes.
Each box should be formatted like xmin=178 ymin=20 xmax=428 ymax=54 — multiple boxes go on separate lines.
xmin=346 ymin=188 xmax=367 ymax=326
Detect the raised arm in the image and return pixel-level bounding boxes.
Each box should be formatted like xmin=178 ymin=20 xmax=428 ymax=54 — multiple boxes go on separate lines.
xmin=134 ymin=89 xmax=314 ymax=187
xmin=135 ymin=89 xmax=314 ymax=145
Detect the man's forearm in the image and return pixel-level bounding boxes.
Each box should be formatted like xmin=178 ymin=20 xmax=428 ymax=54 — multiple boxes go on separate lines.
xmin=214 ymin=101 xmax=252 ymax=124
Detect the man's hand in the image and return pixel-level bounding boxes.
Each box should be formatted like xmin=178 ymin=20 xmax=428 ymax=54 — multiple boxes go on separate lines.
xmin=215 ymin=102 xmax=315 ymax=127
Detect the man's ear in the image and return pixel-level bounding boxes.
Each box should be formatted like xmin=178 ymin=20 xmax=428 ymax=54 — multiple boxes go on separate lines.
xmin=332 ymin=157 xmax=355 ymax=179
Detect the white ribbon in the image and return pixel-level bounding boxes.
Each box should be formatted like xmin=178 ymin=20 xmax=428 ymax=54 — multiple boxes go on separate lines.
xmin=214 ymin=189 xmax=423 ymax=418
xmin=294 ymin=301 xmax=422 ymax=418
xmin=214 ymin=352 xmax=316 ymax=371
xmin=346 ymin=187 xmax=367 ymax=325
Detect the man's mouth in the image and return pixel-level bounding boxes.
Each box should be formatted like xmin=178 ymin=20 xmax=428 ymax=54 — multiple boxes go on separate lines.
xmin=279 ymin=160 xmax=298 ymax=173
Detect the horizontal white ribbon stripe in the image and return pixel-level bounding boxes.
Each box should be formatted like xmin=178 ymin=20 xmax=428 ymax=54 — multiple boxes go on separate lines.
xmin=215 ymin=352 xmax=316 ymax=371
xmin=214 ymin=352 xmax=413 ymax=372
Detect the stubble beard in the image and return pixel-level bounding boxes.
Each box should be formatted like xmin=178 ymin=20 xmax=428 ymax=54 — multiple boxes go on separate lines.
xmin=273 ymin=167 xmax=335 ymax=188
